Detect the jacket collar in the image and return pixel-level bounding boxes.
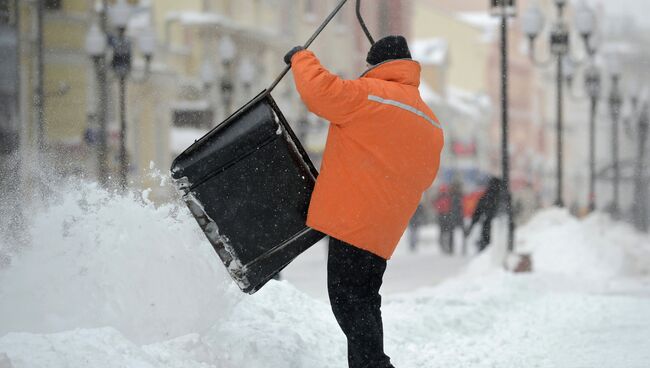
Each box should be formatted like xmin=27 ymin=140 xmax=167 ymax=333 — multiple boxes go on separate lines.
xmin=360 ymin=59 xmax=421 ymax=87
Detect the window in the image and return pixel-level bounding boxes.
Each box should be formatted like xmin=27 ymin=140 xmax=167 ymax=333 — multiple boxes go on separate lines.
xmin=172 ymin=101 xmax=214 ymax=129
xmin=0 ymin=0 xmax=12 ymax=25
xmin=44 ymin=0 xmax=62 ymax=11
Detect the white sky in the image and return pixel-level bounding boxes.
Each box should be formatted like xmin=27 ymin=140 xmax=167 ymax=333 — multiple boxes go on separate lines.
xmin=585 ymin=0 xmax=650 ymax=26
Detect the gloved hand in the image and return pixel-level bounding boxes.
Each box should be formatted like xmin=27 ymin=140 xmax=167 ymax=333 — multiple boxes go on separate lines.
xmin=284 ymin=46 xmax=305 ymax=65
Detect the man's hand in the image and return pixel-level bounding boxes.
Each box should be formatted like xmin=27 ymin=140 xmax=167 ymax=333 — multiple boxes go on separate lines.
xmin=284 ymin=46 xmax=305 ymax=65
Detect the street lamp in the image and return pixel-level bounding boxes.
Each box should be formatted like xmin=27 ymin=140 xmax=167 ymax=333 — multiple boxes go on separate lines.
xmin=523 ymin=0 xmax=597 ymax=207
xmin=489 ymin=0 xmax=516 ymax=253
xmin=632 ymin=102 xmax=649 ymax=231
xmin=85 ymin=22 xmax=110 ymax=186
xmin=562 ymin=2 xmax=600 ymax=212
xmin=85 ymin=0 xmax=155 ymax=189
xmin=138 ymin=27 xmax=156 ymax=75
xmin=608 ymin=63 xmax=623 ymax=218
xmin=583 ymin=63 xmax=601 ymax=212
xmin=110 ymin=0 xmax=133 ymax=190
xmin=219 ymin=35 xmax=236 ymax=118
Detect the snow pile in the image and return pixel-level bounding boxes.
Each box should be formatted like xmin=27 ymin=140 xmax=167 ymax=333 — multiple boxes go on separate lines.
xmin=1 ymin=189 xmax=649 ymax=367
xmin=518 ymin=208 xmax=650 ymax=279
xmin=0 ymin=181 xmax=240 ymax=345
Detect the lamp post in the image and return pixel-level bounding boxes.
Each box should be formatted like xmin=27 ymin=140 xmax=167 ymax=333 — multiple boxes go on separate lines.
xmin=633 ymin=102 xmax=648 ymax=231
xmin=608 ymin=69 xmax=623 ymax=218
xmin=523 ymin=0 xmax=596 ymax=207
xmin=219 ymin=35 xmax=236 ymax=119
xmin=489 ymin=0 xmax=516 ymax=253
xmin=584 ymin=63 xmax=601 ymax=212
xmin=562 ymin=2 xmax=600 ymax=212
xmin=85 ymin=22 xmax=109 ymax=186
xmin=85 ymin=0 xmax=154 ymax=189
xmin=109 ymin=0 xmax=132 ymax=189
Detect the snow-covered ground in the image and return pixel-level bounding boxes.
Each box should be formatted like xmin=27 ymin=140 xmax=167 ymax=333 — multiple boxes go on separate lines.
xmin=1 ymin=180 xmax=649 ymax=368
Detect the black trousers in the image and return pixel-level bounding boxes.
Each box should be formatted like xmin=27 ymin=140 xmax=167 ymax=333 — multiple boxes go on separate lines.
xmin=327 ymin=238 xmax=394 ymax=368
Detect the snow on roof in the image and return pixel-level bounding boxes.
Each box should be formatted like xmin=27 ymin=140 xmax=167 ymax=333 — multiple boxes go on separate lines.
xmin=411 ymin=38 xmax=448 ymax=66
xmin=456 ymin=12 xmax=499 ymax=43
xmin=166 ymin=11 xmax=230 ymax=27
xmin=447 ymin=86 xmax=490 ymax=118
xmin=165 ymin=11 xmax=285 ymax=49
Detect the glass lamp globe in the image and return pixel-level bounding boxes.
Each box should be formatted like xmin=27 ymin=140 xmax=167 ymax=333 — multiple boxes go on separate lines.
xmin=522 ymin=4 xmax=545 ymax=39
xmin=85 ymin=22 xmax=107 ymax=58
xmin=238 ymin=57 xmax=256 ymax=85
xmin=200 ymin=60 xmax=216 ymax=86
xmin=574 ymin=3 xmax=596 ymax=37
xmin=138 ymin=27 xmax=156 ymax=58
xmin=109 ymin=0 xmax=131 ymax=30
xmin=219 ymin=36 xmax=237 ymax=64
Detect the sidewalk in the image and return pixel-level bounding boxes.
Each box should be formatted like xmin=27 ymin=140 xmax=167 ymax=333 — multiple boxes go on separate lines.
xmin=282 ymin=225 xmax=471 ymax=300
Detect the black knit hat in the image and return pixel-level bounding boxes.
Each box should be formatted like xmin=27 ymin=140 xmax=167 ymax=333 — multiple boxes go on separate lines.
xmin=366 ymin=35 xmax=412 ymax=66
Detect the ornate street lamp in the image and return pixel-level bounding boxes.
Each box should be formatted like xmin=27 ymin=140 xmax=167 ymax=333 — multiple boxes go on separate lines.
xmin=523 ymin=0 xmax=596 ymax=208
xmin=85 ymin=0 xmax=155 ymax=189
xmin=583 ymin=63 xmax=601 ymax=212
xmin=489 ymin=0 xmax=516 ymax=253
xmin=561 ymin=1 xmax=600 ymax=212
xmin=109 ymin=0 xmax=133 ymax=189
xmin=85 ymin=21 xmax=109 ymax=186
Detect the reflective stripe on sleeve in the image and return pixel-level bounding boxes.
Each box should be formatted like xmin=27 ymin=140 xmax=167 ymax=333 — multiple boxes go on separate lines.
xmin=368 ymin=95 xmax=442 ymax=130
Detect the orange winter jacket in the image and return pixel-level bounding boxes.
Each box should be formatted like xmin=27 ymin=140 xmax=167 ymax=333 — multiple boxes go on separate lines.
xmin=291 ymin=50 xmax=444 ymax=259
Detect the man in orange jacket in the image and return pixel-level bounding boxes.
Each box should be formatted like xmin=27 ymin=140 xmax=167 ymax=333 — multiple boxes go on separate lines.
xmin=285 ymin=35 xmax=444 ymax=368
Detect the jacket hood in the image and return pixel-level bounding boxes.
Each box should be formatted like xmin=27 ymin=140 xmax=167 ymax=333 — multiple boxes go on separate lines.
xmin=361 ymin=59 xmax=421 ymax=87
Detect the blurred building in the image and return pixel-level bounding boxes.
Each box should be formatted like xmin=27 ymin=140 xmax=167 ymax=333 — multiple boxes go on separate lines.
xmin=412 ymin=2 xmax=493 ymax=194
xmin=156 ymin=0 xmax=412 ymax=164
xmin=10 ymin=0 xmax=412 ymax=199
xmin=18 ymin=0 xmax=94 ymax=176
xmin=412 ymin=0 xmax=548 ymax=219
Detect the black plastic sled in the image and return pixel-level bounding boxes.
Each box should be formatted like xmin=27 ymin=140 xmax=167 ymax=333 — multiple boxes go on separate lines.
xmin=171 ymin=92 xmax=324 ymax=294
xmin=170 ymin=0 xmax=375 ymax=294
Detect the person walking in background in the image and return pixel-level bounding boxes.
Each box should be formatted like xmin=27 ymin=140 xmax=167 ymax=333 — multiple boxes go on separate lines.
xmin=448 ymin=180 xmax=465 ymax=254
xmin=285 ymin=35 xmax=444 ymax=368
xmin=434 ymin=184 xmax=453 ymax=254
xmin=408 ymin=201 xmax=427 ymax=252
xmin=465 ymin=177 xmax=504 ymax=252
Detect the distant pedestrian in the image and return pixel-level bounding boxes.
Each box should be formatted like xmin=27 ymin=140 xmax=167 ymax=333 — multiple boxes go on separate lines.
xmin=465 ymin=177 xmax=504 ymax=252
xmin=408 ymin=202 xmax=427 ymax=251
xmin=447 ymin=180 xmax=464 ymax=253
xmin=434 ymin=185 xmax=453 ymax=254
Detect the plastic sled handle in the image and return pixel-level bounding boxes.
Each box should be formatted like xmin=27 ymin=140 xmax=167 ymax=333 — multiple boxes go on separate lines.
xmin=267 ymin=0 xmax=375 ymax=93
xmin=356 ymin=0 xmax=375 ymax=45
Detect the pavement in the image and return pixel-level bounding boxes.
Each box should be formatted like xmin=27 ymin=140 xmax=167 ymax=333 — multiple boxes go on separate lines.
xmin=282 ymin=225 xmax=472 ymax=300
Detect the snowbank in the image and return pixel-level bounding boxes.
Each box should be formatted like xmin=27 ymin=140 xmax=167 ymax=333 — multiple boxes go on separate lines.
xmin=519 ymin=208 xmax=650 ymax=279
xmin=0 ymin=181 xmax=240 ymax=345
xmin=1 ymin=185 xmax=649 ymax=368
xmin=464 ymin=208 xmax=650 ymax=281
